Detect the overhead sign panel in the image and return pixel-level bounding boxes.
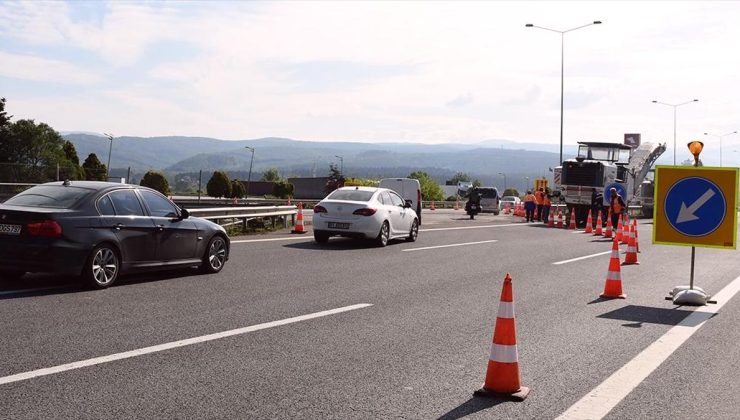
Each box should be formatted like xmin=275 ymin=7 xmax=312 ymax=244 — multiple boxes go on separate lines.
xmin=653 ymin=166 xmax=738 ymax=249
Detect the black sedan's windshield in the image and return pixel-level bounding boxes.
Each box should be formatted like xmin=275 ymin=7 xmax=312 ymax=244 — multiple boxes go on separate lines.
xmin=4 ymin=185 xmax=92 ymax=208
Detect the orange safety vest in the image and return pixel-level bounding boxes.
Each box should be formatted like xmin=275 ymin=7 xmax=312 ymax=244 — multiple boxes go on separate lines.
xmin=543 ymin=195 xmax=551 ymax=206
xmin=535 ymin=191 xmax=544 ymax=205
xmin=611 ymin=195 xmax=623 ymax=213
xmin=524 ymin=194 xmax=536 ymax=203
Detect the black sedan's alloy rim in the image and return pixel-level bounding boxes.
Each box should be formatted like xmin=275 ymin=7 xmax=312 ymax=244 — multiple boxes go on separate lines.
xmin=92 ymin=248 xmax=117 ymax=285
xmin=209 ymin=238 xmax=227 ymax=270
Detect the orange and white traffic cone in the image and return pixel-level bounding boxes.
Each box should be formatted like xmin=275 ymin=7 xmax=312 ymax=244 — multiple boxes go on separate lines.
xmin=603 ymin=210 xmax=613 ymax=238
xmin=568 ymin=208 xmax=576 ymax=230
xmin=548 ymin=210 xmax=555 ymax=227
xmin=634 ymin=220 xmax=640 ymax=253
xmin=474 ymin=273 xmax=530 ymax=401
xmin=593 ymin=211 xmax=603 ymax=236
xmin=615 ymin=215 xmax=624 ymax=242
xmin=620 ymin=215 xmax=630 ymax=245
xmin=556 ymin=210 xmax=563 ymax=228
xmin=601 ymin=238 xmax=626 ymax=299
xmin=291 ymin=202 xmax=307 ymax=234
xmin=584 ymin=209 xmax=593 ymax=234
xmin=622 ymin=225 xmax=639 ymax=265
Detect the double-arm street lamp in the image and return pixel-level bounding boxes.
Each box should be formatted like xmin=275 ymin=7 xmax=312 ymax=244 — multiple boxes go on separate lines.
xmin=704 ymin=131 xmax=737 ymax=167
xmin=245 ymin=146 xmax=255 ymax=198
xmin=525 ymin=20 xmax=602 ymax=165
xmin=651 ymin=99 xmax=699 ymax=165
xmin=498 ymin=172 xmax=507 ymax=191
xmin=103 ymin=132 xmax=114 ymax=180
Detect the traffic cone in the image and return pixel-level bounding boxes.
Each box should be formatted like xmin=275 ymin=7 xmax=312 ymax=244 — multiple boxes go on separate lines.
xmin=474 ymin=273 xmax=530 ymax=401
xmin=431 ymin=201 xmax=436 ymax=211
xmin=291 ymin=202 xmax=307 ymax=234
xmin=601 ymin=238 xmax=626 ymax=299
xmin=568 ymin=208 xmax=576 ymax=230
xmin=548 ymin=210 xmax=555 ymax=227
xmin=556 ymin=210 xmax=563 ymax=228
xmin=615 ymin=216 xmax=623 ymax=242
xmin=620 ymin=215 xmax=630 ymax=245
xmin=622 ymin=225 xmax=639 ymax=265
xmin=634 ymin=220 xmax=640 ymax=253
xmin=593 ymin=211 xmax=603 ymax=236
xmin=584 ymin=209 xmax=593 ymax=234
xmin=603 ymin=209 xmax=612 ymax=238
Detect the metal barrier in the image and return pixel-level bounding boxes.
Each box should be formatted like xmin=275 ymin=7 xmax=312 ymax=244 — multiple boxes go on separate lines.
xmin=188 ymin=205 xmax=298 ymax=230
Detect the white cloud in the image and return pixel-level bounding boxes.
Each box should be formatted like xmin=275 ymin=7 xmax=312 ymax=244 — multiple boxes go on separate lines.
xmin=0 ymin=51 xmax=101 ymax=84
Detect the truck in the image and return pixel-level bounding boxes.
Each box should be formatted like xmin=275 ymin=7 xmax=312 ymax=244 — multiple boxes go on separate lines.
xmin=553 ymin=141 xmax=666 ymax=226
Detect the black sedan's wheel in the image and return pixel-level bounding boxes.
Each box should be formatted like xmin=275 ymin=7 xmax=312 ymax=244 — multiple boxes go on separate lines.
xmin=0 ymin=270 xmax=25 ymax=281
xmin=83 ymin=244 xmax=119 ymax=289
xmin=314 ymin=231 xmax=330 ymax=244
xmin=201 ymin=235 xmax=227 ymax=274
xmin=376 ymin=221 xmax=390 ymax=247
xmin=407 ymin=219 xmax=419 ymax=242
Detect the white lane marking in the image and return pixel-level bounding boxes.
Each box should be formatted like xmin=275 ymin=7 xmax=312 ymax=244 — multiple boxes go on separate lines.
xmin=0 ymin=303 xmax=373 ymax=386
xmin=403 ymin=240 xmax=498 ymax=252
xmin=552 ymin=251 xmax=613 ymax=265
xmin=420 ymin=223 xmax=526 ymax=232
xmin=231 ymin=237 xmax=308 ymax=244
xmin=556 ymin=274 xmax=740 ymax=420
xmin=0 ymin=286 xmax=70 ymax=297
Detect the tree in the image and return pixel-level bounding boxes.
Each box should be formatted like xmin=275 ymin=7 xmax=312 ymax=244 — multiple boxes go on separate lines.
xmin=272 ymin=180 xmax=294 ymax=198
xmin=231 ymin=179 xmax=246 ymax=198
xmin=446 ymin=172 xmax=471 ymax=185
xmin=472 ymin=179 xmax=482 ymax=188
xmin=409 ymin=171 xmax=444 ymax=201
xmin=140 ymin=170 xmax=171 ymax=195
xmin=0 ymin=118 xmax=77 ymax=183
xmin=260 ymin=167 xmax=281 ymax=182
xmin=344 ymin=177 xmax=379 ymax=187
xmin=0 ymin=97 xmax=11 ymax=127
xmin=82 ymin=153 xmax=108 ymax=181
xmin=324 ymin=163 xmax=345 ymax=194
xmin=207 ymin=170 xmax=232 ymax=198
xmin=61 ymin=141 xmax=85 ymax=180
xmin=503 ymin=188 xmax=519 ymax=197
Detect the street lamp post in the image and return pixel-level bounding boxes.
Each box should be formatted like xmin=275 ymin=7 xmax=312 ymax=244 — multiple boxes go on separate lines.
xmin=526 ymin=20 xmax=602 ymax=165
xmin=335 ymin=155 xmax=344 ymax=174
xmin=704 ymin=131 xmax=737 ymax=167
xmin=103 ymin=132 xmax=114 ymax=180
xmin=245 ymin=146 xmax=254 ymax=198
xmin=651 ymin=99 xmax=699 ymax=165
xmin=498 ymin=172 xmax=507 ymax=191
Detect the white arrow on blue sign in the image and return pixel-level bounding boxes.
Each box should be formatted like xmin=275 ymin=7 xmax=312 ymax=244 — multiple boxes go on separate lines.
xmin=664 ymin=177 xmax=726 ymax=236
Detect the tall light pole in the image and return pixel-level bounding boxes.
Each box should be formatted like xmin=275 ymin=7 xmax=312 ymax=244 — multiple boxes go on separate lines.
xmin=335 ymin=155 xmax=344 ymax=174
xmin=103 ymin=132 xmax=114 ymax=180
xmin=704 ymin=131 xmax=737 ymax=167
xmin=526 ymin=20 xmax=602 ymax=165
xmin=652 ymin=99 xmax=699 ymax=165
xmin=498 ymin=172 xmax=507 ymax=191
xmin=245 ymin=146 xmax=254 ymax=198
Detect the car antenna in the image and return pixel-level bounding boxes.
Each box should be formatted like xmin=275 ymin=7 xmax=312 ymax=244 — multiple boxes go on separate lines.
xmin=62 ymin=179 xmax=71 ymax=186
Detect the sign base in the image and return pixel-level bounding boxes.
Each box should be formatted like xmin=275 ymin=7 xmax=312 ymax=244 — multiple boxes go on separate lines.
xmin=667 ymin=285 xmax=713 ymax=306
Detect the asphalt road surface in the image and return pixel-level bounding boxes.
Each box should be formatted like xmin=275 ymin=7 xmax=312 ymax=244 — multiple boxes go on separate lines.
xmin=1 ymin=209 xmax=739 ymax=419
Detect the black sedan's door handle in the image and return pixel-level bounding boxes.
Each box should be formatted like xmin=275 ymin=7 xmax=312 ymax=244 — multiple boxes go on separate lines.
xmin=156 ymin=224 xmax=165 ymax=231
xmin=113 ymin=223 xmax=124 ymax=231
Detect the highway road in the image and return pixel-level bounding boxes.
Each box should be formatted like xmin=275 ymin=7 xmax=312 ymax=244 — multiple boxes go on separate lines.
xmin=1 ymin=209 xmax=739 ymax=419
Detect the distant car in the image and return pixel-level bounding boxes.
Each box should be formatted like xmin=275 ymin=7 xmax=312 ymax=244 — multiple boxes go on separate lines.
xmin=0 ymin=181 xmax=230 ymax=289
xmin=499 ymin=195 xmax=521 ymax=211
xmin=313 ymin=186 xmax=419 ymax=246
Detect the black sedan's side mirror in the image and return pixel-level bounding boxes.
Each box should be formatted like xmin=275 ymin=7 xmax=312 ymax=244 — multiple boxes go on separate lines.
xmin=179 ymin=208 xmax=190 ymax=219
xmin=404 ymin=200 xmax=413 ymax=208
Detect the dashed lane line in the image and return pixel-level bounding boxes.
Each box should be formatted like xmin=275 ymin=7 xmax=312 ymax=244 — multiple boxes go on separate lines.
xmin=402 ymin=240 xmax=498 ymax=252
xmin=0 ymin=303 xmax=373 ymax=386
xmin=552 ymin=251 xmax=613 ymax=265
xmin=556 ymin=273 xmax=740 ymax=420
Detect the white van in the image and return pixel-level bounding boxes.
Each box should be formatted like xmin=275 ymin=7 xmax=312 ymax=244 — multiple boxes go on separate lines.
xmin=379 ymin=178 xmax=423 ymax=224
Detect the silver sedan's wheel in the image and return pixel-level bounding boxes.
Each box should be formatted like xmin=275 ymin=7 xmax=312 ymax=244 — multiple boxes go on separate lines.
xmin=407 ymin=219 xmax=419 ymax=242
xmin=202 ymin=235 xmax=227 ymax=273
xmin=376 ymin=221 xmax=390 ymax=247
xmin=84 ymin=245 xmax=119 ymax=289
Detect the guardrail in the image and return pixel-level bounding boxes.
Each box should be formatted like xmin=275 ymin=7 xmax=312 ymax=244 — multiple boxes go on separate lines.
xmin=188 ymin=205 xmax=298 ymax=230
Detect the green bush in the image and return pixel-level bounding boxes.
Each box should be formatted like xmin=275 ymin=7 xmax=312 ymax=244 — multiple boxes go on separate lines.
xmin=231 ymin=179 xmax=246 ymax=198
xmin=207 ymin=170 xmax=232 ymax=198
xmin=140 ymin=170 xmax=170 ymax=195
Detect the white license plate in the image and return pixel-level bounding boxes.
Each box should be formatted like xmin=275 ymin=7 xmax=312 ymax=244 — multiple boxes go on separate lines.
xmin=328 ymin=222 xmax=350 ymax=229
xmin=0 ymin=224 xmax=21 ymax=235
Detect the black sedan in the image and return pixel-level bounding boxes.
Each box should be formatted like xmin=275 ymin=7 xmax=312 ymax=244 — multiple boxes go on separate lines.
xmin=0 ymin=181 xmax=229 ymax=289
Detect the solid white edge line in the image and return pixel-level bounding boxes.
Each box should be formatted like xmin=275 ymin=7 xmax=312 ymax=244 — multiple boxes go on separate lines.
xmin=556 ymin=274 xmax=740 ymax=420
xmin=402 ymin=240 xmax=498 ymax=252
xmin=231 ymin=237 xmax=309 ymax=244
xmin=0 ymin=303 xmax=373 ymax=386
xmin=553 ymin=251 xmax=612 ymax=265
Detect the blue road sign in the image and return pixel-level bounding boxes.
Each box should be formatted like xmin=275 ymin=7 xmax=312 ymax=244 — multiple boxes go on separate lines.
xmin=604 ymin=183 xmax=626 ymax=204
xmin=664 ymin=177 xmax=726 ymax=237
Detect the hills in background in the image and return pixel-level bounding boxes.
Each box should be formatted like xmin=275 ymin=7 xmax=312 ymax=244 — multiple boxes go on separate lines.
xmin=62 ymin=133 xmax=585 ymax=188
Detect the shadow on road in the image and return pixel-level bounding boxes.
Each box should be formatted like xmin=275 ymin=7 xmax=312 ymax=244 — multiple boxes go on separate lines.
xmin=597 ymin=304 xmax=715 ymax=327
xmin=283 ymin=237 xmax=388 ymax=251
xmin=437 ymin=396 xmax=507 ymax=420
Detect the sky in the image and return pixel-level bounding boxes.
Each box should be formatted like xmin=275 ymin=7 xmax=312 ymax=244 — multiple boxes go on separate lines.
xmin=1 ymin=1 xmax=740 ymax=165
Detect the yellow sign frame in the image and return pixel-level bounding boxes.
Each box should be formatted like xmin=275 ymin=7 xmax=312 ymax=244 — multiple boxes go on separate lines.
xmin=653 ymin=166 xmax=738 ymax=249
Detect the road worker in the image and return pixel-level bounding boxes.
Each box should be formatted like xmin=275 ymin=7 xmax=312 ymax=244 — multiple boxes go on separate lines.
xmin=608 ymin=187 xmax=626 ymax=229
xmin=535 ymin=187 xmax=545 ymax=221
xmin=523 ymin=190 xmax=536 ymax=223
xmin=542 ymin=188 xmax=552 ymax=224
